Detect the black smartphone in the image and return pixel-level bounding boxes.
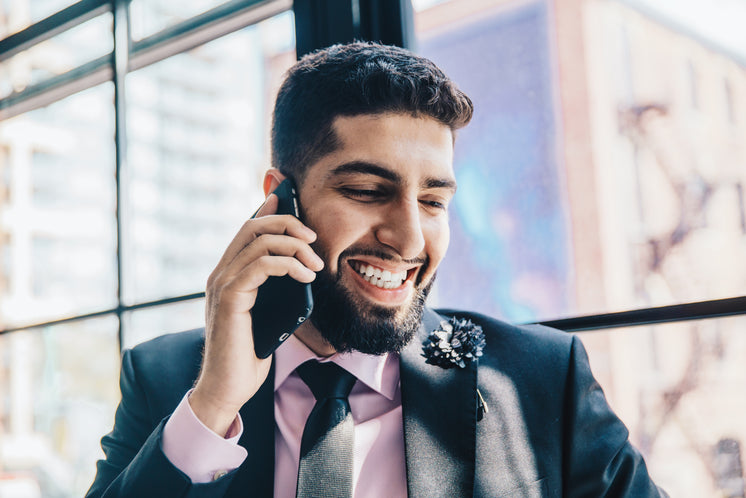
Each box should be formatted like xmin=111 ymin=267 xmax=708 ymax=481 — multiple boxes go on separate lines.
xmin=251 ymin=178 xmax=314 ymax=359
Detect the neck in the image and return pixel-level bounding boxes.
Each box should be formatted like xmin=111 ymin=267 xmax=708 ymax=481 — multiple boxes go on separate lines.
xmin=294 ymin=321 xmax=337 ymax=357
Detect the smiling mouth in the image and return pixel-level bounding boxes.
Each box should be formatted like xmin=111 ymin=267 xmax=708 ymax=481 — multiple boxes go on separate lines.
xmin=349 ymin=261 xmax=415 ymax=290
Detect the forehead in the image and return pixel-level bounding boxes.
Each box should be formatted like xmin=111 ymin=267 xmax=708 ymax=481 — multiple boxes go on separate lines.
xmin=308 ymin=113 xmax=455 ymax=185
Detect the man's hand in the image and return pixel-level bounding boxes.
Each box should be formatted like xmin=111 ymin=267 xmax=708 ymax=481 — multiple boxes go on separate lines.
xmin=189 ymin=194 xmax=324 ymax=436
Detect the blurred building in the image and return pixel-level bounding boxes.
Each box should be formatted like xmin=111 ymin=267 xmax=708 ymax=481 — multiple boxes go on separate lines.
xmin=576 ymin=2 xmax=746 ymax=496
xmin=416 ymin=0 xmax=746 ymax=496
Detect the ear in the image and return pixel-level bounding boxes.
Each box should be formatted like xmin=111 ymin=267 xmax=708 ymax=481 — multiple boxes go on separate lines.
xmin=263 ymin=169 xmax=287 ymax=196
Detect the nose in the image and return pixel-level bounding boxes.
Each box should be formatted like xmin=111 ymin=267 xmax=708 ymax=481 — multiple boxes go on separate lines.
xmin=374 ymin=197 xmax=426 ymax=260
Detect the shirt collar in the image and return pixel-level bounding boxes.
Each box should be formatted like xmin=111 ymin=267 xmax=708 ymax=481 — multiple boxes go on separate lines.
xmin=274 ymin=334 xmax=399 ymax=401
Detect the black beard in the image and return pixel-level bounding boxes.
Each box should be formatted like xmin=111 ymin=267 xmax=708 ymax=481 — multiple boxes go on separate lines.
xmin=309 ymin=248 xmax=434 ymax=355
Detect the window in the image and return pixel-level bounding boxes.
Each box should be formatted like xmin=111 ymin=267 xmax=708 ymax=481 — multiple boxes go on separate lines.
xmin=0 ymin=13 xmax=112 ymax=99
xmin=0 ymin=0 xmax=79 ymax=37
xmin=582 ymin=316 xmax=746 ymax=497
xmin=0 ymin=1 xmax=295 ymax=495
xmin=0 ymin=317 xmax=120 ymax=497
xmin=0 ymin=83 xmax=117 ymax=328
xmin=415 ymin=0 xmax=746 ymax=322
xmin=123 ymin=11 xmax=295 ymax=308
xmin=130 ymin=0 xmax=240 ymax=40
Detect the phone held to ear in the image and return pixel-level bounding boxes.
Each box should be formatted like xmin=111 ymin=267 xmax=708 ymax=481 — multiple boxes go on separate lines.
xmin=251 ymin=179 xmax=314 ymax=359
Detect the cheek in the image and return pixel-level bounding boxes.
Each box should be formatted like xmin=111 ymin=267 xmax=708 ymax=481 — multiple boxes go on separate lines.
xmin=315 ymin=204 xmax=360 ymax=235
xmin=306 ymin=204 xmax=366 ymax=270
xmin=425 ymin=217 xmax=450 ymax=265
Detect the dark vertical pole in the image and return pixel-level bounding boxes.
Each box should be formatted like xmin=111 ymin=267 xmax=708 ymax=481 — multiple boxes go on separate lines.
xmin=293 ymin=0 xmax=414 ymax=58
xmin=293 ymin=0 xmax=356 ymax=58
xmin=112 ymin=0 xmax=130 ymax=351
xmin=358 ymin=0 xmax=414 ymax=50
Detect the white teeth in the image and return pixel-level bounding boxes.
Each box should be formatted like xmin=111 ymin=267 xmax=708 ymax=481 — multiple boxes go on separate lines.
xmin=354 ymin=262 xmax=408 ymax=289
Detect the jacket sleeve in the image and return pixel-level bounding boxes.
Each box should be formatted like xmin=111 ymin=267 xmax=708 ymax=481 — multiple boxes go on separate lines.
xmin=563 ymin=335 xmax=669 ymax=497
xmin=85 ymin=349 xmax=238 ymax=498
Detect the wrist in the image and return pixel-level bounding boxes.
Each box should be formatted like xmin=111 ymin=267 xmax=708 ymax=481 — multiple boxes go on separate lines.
xmin=189 ymin=385 xmax=241 ymax=438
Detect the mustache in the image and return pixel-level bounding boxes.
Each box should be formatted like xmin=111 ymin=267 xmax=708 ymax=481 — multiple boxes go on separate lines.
xmin=335 ymin=245 xmax=430 ymax=287
xmin=337 ymin=246 xmax=428 ymax=267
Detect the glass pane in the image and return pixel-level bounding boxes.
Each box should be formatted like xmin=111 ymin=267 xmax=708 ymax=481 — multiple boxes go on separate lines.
xmin=0 ymin=83 xmax=117 ymax=328
xmin=0 ymin=0 xmax=78 ymax=38
xmin=581 ymin=315 xmax=746 ymax=498
xmin=124 ymin=10 xmax=295 ymax=303
xmin=130 ymin=0 xmax=292 ymax=41
xmin=416 ymin=0 xmax=746 ymax=322
xmin=0 ymin=13 xmax=113 ymax=99
xmin=0 ymin=316 xmax=120 ymax=498
xmin=122 ymin=298 xmax=205 ymax=349
xmin=130 ymin=0 xmax=224 ymax=39
xmin=411 ymin=0 xmax=449 ymax=11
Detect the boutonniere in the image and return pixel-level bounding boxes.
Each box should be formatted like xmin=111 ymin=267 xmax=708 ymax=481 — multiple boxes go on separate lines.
xmin=422 ymin=316 xmax=485 ymax=369
xmin=422 ymin=316 xmax=489 ymax=420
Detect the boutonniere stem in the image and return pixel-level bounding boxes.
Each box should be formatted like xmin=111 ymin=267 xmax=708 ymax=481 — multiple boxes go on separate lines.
xmin=477 ymin=389 xmax=489 ymax=421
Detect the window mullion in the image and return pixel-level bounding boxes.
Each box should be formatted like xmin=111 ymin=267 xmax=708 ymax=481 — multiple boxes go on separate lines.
xmin=113 ymin=0 xmax=132 ymax=351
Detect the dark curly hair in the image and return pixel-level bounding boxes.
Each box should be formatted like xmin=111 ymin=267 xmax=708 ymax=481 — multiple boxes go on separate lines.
xmin=271 ymin=41 xmax=473 ymax=183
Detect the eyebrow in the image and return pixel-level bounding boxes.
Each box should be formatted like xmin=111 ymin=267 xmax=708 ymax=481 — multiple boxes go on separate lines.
xmin=330 ymin=161 xmax=400 ymax=182
xmin=329 ymin=161 xmax=457 ymax=191
xmin=424 ymin=177 xmax=457 ymax=192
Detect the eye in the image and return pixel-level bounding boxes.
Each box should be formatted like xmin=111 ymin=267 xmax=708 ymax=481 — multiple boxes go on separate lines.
xmin=339 ymin=187 xmax=387 ymax=201
xmin=420 ymin=196 xmax=450 ymax=211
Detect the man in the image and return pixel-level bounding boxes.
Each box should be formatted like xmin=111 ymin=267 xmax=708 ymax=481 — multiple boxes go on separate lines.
xmin=88 ymin=42 xmax=667 ymax=497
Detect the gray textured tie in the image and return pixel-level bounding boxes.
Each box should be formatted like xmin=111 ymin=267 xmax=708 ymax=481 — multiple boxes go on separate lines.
xmin=295 ymin=361 xmax=356 ymax=498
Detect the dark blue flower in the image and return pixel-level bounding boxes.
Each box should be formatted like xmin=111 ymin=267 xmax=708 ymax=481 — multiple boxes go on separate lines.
xmin=422 ymin=316 xmax=485 ymax=369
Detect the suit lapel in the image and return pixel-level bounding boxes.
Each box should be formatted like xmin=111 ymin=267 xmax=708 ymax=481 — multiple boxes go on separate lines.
xmin=226 ymin=361 xmax=276 ymax=497
xmin=400 ymin=308 xmax=477 ymax=498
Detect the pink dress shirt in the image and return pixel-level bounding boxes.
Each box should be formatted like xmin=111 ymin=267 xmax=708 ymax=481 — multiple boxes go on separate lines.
xmin=162 ymin=334 xmax=407 ymax=497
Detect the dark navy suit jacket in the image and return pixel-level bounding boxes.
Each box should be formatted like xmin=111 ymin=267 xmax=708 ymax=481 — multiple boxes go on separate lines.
xmin=87 ymin=308 xmax=667 ymax=497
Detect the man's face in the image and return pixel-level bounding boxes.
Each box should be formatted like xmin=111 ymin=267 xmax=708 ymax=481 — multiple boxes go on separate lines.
xmin=297 ymin=113 xmax=456 ymax=354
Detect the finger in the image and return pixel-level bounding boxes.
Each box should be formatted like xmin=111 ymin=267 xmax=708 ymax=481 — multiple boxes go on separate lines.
xmin=217 ymin=194 xmax=278 ymax=267
xmin=245 ymin=214 xmax=317 ymax=243
xmin=221 ymin=255 xmax=318 ymax=312
xmin=215 ymin=212 xmax=317 ymax=273
xmin=220 ymin=234 xmax=324 ymax=280
xmin=213 ymin=194 xmax=280 ymax=272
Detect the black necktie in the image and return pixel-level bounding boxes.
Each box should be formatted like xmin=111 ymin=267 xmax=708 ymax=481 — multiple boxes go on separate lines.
xmin=295 ymin=361 xmax=357 ymax=498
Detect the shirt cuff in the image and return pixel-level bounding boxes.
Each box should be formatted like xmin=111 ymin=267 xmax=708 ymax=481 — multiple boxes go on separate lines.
xmin=162 ymin=389 xmax=248 ymax=483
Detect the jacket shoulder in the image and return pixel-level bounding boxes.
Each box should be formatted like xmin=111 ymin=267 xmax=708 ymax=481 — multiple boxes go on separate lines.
xmin=433 ymin=307 xmax=576 ymax=398
xmin=434 ymin=308 xmax=573 ymax=359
